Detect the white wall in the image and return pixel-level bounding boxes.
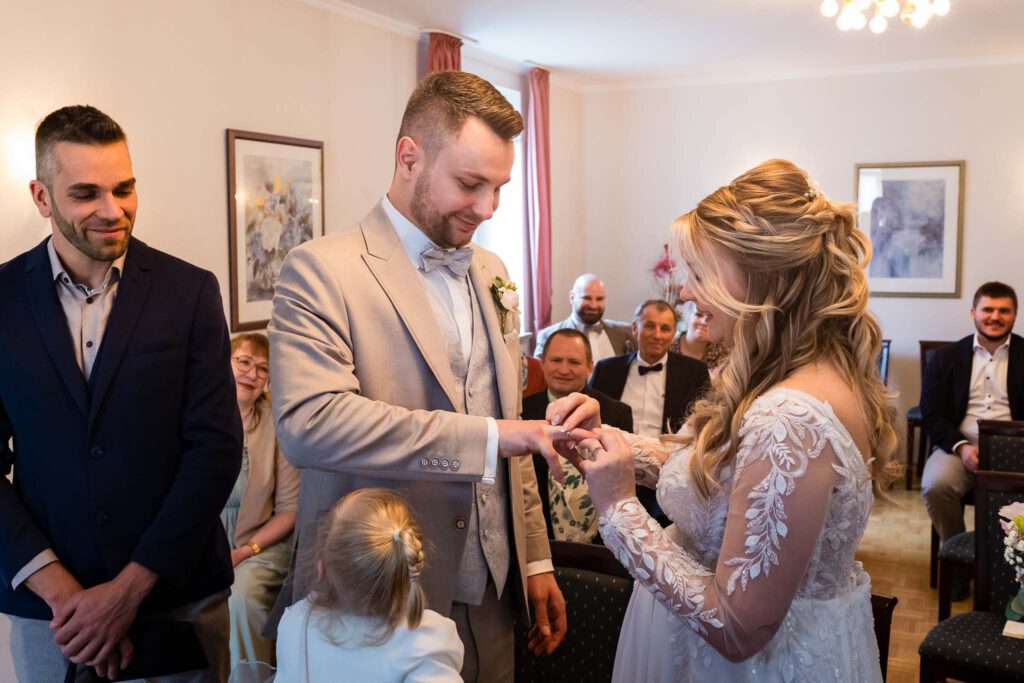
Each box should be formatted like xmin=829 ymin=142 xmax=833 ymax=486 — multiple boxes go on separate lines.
xmin=0 ymin=0 xmax=419 ymax=303
xmin=578 ymin=63 xmax=1024 ymax=415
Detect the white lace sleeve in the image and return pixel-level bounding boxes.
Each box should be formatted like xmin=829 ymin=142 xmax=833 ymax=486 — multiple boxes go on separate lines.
xmin=599 ymin=393 xmax=856 ymax=662
xmin=620 ymin=431 xmax=670 ymax=489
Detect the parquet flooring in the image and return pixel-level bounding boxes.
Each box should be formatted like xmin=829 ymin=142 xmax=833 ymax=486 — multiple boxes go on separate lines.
xmin=856 ymin=486 xmax=973 ymax=683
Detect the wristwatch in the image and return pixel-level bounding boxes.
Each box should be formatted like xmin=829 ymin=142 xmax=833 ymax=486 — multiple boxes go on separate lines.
xmin=247 ymin=541 xmax=263 ymax=556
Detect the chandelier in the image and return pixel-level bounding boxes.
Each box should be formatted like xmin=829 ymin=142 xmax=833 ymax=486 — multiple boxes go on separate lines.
xmin=820 ymin=0 xmax=951 ymax=33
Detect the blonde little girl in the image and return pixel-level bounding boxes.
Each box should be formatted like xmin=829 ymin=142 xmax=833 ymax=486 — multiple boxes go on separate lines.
xmin=275 ymin=488 xmax=464 ymax=682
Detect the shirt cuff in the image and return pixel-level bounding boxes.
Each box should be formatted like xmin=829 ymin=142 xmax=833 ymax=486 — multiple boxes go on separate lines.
xmin=951 ymin=440 xmax=969 ymax=455
xmin=526 ymin=559 xmax=554 ymax=577
xmin=12 ymin=548 xmax=59 ymax=591
xmin=483 ymin=417 xmax=499 ymax=485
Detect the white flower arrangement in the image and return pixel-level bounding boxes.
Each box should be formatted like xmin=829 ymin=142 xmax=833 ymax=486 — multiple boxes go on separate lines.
xmin=1000 ymin=502 xmax=1024 ymax=585
xmin=490 ymin=276 xmax=519 ymax=335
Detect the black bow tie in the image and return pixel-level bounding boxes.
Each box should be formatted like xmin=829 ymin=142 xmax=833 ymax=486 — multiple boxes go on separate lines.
xmin=638 ymin=362 xmax=664 ymax=376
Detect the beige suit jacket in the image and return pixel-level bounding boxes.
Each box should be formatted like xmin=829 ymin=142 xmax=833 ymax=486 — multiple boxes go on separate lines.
xmin=268 ymin=202 xmax=550 ymax=620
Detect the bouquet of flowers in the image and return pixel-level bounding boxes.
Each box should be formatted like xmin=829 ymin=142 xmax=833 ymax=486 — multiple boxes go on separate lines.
xmin=1000 ymin=501 xmax=1024 ymax=620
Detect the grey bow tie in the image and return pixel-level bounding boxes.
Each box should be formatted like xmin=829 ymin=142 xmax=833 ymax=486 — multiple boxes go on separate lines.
xmin=421 ymin=246 xmax=473 ymax=277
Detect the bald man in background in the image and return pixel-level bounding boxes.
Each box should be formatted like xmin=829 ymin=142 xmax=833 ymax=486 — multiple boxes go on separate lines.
xmin=533 ymin=274 xmax=633 ymax=362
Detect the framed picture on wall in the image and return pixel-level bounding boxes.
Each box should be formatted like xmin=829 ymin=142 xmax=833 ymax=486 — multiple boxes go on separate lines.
xmin=856 ymin=161 xmax=964 ymax=298
xmin=227 ymin=129 xmax=324 ymax=331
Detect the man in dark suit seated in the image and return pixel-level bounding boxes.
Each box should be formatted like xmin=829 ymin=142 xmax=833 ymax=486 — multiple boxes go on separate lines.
xmin=921 ymin=281 xmax=1024 ymax=601
xmin=590 ymin=299 xmax=710 ymax=438
xmin=0 ymin=106 xmax=242 ymax=682
xmin=523 ymin=329 xmax=633 ymax=542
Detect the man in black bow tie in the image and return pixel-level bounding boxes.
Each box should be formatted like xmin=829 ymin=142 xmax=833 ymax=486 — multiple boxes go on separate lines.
xmin=590 ymin=299 xmax=710 ymax=438
xmin=533 ymin=273 xmax=632 ymax=362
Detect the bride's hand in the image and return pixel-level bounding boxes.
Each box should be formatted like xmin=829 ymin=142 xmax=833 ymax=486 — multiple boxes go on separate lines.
xmin=576 ymin=428 xmax=636 ymax=515
xmin=546 ymin=392 xmax=601 ymax=431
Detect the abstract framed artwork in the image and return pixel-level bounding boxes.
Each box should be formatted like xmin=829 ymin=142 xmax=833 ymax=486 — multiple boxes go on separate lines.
xmin=227 ymin=129 xmax=324 ymax=331
xmin=856 ymin=161 xmax=965 ymax=298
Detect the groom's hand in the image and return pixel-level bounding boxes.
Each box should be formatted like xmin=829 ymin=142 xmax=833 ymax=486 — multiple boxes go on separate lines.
xmin=526 ymin=572 xmax=567 ymax=656
xmin=496 ymin=420 xmax=594 ymax=483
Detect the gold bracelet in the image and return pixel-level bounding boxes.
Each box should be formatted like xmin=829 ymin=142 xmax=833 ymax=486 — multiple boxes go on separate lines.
xmin=247 ymin=541 xmax=262 ymax=556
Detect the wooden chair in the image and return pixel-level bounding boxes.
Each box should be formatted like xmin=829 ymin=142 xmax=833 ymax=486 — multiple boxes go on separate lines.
xmin=938 ymin=421 xmax=1024 ymax=621
xmin=522 ymin=354 xmax=547 ymax=398
xmin=871 ymin=593 xmax=899 ymax=681
xmin=920 ymin=470 xmax=1024 ymax=682
xmin=908 ymin=340 xmax=953 ymax=490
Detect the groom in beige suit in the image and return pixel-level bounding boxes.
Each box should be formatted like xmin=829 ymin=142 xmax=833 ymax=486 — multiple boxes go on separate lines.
xmin=269 ymin=71 xmax=567 ymax=680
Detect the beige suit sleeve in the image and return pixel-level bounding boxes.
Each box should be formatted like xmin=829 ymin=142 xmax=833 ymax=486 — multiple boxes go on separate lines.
xmin=268 ymin=244 xmax=490 ymax=481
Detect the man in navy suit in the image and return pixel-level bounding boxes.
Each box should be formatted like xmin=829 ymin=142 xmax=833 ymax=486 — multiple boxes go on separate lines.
xmin=922 ymin=281 xmax=1024 ymax=600
xmin=0 ymin=106 xmax=241 ymax=682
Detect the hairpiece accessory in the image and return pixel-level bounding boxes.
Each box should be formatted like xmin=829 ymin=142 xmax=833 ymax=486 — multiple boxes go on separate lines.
xmin=409 ymin=567 xmax=422 ymax=583
xmin=804 ymin=178 xmax=821 ymax=201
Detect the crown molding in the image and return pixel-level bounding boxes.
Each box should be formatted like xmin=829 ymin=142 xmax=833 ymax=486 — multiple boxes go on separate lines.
xmin=292 ymin=0 xmax=419 ymax=38
xmin=578 ymin=53 xmax=1024 ymax=94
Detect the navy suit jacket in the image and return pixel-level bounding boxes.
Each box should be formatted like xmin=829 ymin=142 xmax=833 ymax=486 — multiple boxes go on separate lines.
xmin=921 ymin=333 xmax=1024 ymax=455
xmin=0 ymin=237 xmax=242 ymax=619
xmin=589 ymin=351 xmax=710 ymax=435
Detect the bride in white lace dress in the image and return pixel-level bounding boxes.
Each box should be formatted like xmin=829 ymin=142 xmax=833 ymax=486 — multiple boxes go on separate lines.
xmin=554 ymin=160 xmax=902 ymax=682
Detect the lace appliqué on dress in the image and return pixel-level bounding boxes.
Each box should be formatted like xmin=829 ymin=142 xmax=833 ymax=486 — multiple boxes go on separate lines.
xmin=600 ymin=499 xmax=724 ymax=636
xmin=724 ymin=398 xmax=836 ymax=593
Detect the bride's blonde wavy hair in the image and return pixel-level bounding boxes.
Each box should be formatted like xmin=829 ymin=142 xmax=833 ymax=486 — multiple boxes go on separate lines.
xmin=672 ymin=159 xmax=901 ymax=500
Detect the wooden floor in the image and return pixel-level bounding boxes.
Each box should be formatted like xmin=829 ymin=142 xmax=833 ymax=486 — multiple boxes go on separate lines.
xmin=856 ymin=485 xmax=973 ymax=683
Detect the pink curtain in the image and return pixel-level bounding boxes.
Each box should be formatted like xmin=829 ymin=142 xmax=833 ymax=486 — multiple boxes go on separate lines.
xmin=427 ymin=33 xmax=462 ymax=73
xmin=525 ymin=67 xmax=552 ymax=332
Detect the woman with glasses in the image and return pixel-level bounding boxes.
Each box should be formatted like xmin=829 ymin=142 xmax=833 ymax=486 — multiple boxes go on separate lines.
xmin=222 ymin=333 xmax=300 ymax=669
xmin=674 ymin=301 xmax=728 ymax=373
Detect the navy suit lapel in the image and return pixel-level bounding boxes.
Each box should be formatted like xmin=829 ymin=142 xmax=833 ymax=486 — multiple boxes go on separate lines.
xmin=1008 ymin=334 xmax=1024 ymax=416
xmin=88 ymin=239 xmax=153 ymax=427
xmin=952 ymin=337 xmax=974 ymax=417
xmin=24 ymin=241 xmax=89 ymax=417
xmin=611 ymin=353 xmax=636 ymax=399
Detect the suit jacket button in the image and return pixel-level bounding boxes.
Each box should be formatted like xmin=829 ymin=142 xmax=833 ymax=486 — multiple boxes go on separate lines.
xmin=451 ymin=459 xmax=461 ymax=471
xmin=89 ymin=446 xmax=103 ymax=459
xmin=441 ymin=459 xmax=450 ymax=469
xmin=95 ymin=512 xmax=110 ymax=525
xmin=420 ymin=457 xmax=429 ymax=467
xmin=454 ymin=517 xmax=467 ymax=530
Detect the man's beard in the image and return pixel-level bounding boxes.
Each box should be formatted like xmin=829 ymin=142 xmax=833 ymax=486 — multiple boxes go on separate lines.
xmin=53 ymin=200 xmax=132 ymax=262
xmin=575 ymin=307 xmax=603 ymax=325
xmin=410 ymin=173 xmax=472 ymax=248
xmin=976 ymin=320 xmax=1012 ymax=343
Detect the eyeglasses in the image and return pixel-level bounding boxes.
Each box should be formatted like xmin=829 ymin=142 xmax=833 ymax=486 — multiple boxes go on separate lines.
xmin=232 ymin=355 xmax=269 ymax=379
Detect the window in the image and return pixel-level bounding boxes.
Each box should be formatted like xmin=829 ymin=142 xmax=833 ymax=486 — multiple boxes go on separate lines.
xmin=473 ymin=85 xmax=526 ymax=295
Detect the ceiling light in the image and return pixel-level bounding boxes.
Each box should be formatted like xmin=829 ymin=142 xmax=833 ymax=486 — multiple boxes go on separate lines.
xmin=823 ymin=0 xmax=950 ymax=32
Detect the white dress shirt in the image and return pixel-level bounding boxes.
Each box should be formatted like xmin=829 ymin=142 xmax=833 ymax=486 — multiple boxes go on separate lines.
xmin=955 ymin=333 xmax=1012 ymax=450
xmin=571 ymin=313 xmax=617 ymax=363
xmin=620 ymin=353 xmax=669 ymax=439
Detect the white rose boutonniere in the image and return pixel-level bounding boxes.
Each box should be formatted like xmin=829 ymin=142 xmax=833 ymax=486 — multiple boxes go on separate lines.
xmin=490 ymin=276 xmax=519 ymax=335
